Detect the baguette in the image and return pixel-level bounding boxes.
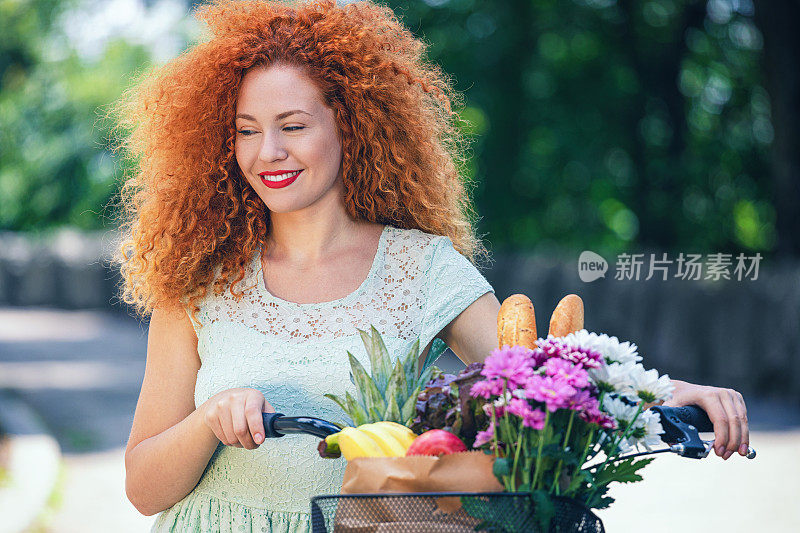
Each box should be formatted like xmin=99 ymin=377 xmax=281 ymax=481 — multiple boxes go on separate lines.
xmin=548 ymin=294 xmax=584 ymax=338
xmin=497 ymin=294 xmax=538 ymax=350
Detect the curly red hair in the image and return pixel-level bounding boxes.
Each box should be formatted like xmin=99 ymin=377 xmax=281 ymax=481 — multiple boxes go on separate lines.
xmin=110 ymin=0 xmax=488 ymax=323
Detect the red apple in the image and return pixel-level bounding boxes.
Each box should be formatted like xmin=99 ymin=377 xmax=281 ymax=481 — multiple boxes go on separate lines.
xmin=405 ymin=429 xmax=467 ymax=456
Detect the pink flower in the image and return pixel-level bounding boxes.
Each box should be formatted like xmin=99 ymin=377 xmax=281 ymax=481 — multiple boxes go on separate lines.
xmin=470 ymin=379 xmax=503 ymax=399
xmin=474 ymin=420 xmax=496 ymax=448
xmin=580 ymin=407 xmax=617 ymax=429
xmin=481 ymin=345 xmax=536 ymax=388
xmin=533 ymin=337 xmax=603 ymax=369
xmin=544 ymin=358 xmax=590 ymax=389
xmin=506 ymin=398 xmax=547 ymax=429
xmin=524 ymin=375 xmax=576 ymax=412
xmin=564 ymin=388 xmax=594 ymax=412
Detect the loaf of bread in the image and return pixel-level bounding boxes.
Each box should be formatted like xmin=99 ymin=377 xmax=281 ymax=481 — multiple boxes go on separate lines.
xmin=548 ymin=294 xmax=584 ymax=337
xmin=497 ymin=294 xmax=538 ymax=350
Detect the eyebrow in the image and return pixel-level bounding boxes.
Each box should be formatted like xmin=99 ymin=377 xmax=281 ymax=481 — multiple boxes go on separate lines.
xmin=235 ymin=110 xmax=312 ymax=121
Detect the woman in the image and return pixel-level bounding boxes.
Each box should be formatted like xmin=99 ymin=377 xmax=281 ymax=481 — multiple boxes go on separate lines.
xmin=115 ymin=1 xmax=750 ymax=531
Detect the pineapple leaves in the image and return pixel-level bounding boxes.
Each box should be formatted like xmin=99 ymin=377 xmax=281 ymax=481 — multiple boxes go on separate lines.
xmin=384 ymin=395 xmax=401 ymax=422
xmin=422 ymin=338 xmax=448 ymax=372
xmin=347 ymin=351 xmax=386 ymax=415
xmin=325 ymin=325 xmax=439 ymax=426
xmin=384 ymin=358 xmax=408 ymax=413
xmin=402 ymin=339 xmax=420 ymax=397
xmin=357 ymin=326 xmax=393 ymax=394
xmin=323 ymin=393 xmax=348 ymax=414
xmin=401 ymin=385 xmax=421 ymax=425
xmin=415 ymin=363 xmax=436 ymax=392
xmin=344 ymin=392 xmax=369 ymax=426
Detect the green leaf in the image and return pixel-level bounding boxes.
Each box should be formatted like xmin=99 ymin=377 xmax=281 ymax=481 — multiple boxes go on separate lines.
xmin=530 ymin=490 xmax=556 ymax=532
xmin=401 ymin=385 xmax=421 ymax=425
xmin=492 ymin=457 xmax=511 ymax=478
xmin=368 ymin=407 xmax=383 ymax=422
xmin=323 ymin=393 xmax=348 ymax=415
xmin=422 ymin=338 xmax=448 ymax=372
xmin=343 ymin=392 xmax=369 ymax=426
xmin=356 ymin=327 xmax=385 ymax=394
xmin=402 ymin=338 xmax=420 ymax=397
xmin=370 ymin=325 xmax=394 ymax=389
xmin=383 ymin=394 xmax=401 ymax=423
xmin=347 ymin=352 xmax=386 ymax=416
xmin=385 ymin=357 xmax=408 ymax=408
xmin=592 ymin=457 xmax=655 ymax=489
xmin=414 ymin=364 xmax=437 ymax=392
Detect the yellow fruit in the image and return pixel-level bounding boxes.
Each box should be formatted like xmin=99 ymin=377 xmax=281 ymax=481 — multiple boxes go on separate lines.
xmin=337 ymin=427 xmax=384 ymax=459
xmin=358 ymin=424 xmax=407 ymax=457
xmin=375 ymin=421 xmax=417 ymax=449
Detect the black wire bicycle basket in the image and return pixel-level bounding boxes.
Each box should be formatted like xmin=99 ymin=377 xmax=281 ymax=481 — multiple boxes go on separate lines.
xmin=260 ymin=406 xmax=753 ymax=533
xmin=309 ymin=492 xmax=604 ymax=533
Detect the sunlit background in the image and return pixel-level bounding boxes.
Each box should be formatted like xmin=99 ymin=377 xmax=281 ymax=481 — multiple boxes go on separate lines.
xmin=0 ymin=0 xmax=797 ymax=531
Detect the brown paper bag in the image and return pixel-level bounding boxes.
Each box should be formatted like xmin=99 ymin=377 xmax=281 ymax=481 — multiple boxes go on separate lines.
xmin=333 ymin=452 xmax=503 ymax=532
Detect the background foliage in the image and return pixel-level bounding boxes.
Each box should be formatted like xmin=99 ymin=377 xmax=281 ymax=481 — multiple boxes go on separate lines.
xmin=1 ymin=0 xmax=795 ymax=259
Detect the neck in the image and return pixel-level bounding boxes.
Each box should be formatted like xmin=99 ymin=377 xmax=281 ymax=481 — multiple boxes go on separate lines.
xmin=264 ymin=208 xmax=365 ymax=266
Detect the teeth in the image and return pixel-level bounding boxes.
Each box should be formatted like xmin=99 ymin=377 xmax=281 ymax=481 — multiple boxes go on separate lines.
xmin=262 ymin=170 xmax=301 ymax=182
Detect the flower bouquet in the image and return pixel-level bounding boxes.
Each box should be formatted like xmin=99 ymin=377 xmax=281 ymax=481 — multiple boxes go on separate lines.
xmin=317 ymin=293 xmax=675 ymax=532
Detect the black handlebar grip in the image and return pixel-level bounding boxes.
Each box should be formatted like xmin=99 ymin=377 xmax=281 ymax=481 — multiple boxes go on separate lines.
xmin=261 ymin=412 xmax=286 ymax=439
xmin=666 ymin=405 xmax=714 ymax=433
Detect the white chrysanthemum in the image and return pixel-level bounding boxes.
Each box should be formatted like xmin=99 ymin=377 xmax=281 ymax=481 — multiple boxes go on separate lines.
xmin=561 ymin=329 xmax=642 ymax=365
xmin=600 ymin=395 xmax=639 ymax=423
xmin=623 ymin=365 xmax=675 ymax=404
xmin=624 ymin=410 xmax=665 ymax=452
xmin=588 ymin=361 xmax=638 ymax=394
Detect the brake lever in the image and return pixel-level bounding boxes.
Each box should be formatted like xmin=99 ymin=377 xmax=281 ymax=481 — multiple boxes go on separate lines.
xmin=651 ymin=405 xmax=756 ymax=460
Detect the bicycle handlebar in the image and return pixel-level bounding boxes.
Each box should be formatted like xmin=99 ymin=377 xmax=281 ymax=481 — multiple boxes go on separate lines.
xmin=260 ymin=405 xmax=756 ymax=460
xmin=261 ymin=413 xmax=341 ymax=439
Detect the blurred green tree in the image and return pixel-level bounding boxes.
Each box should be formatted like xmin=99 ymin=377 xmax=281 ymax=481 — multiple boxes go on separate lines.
xmin=387 ymin=0 xmax=777 ymax=257
xmin=2 ymin=0 xmax=791 ymax=261
xmin=0 ymin=0 xmax=151 ymax=231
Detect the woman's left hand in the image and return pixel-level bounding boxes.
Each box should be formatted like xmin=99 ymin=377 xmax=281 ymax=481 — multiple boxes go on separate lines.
xmin=662 ymin=379 xmax=750 ymax=460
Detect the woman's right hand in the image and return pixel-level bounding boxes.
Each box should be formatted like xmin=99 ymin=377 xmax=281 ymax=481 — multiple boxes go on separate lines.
xmin=201 ymin=388 xmax=275 ymax=450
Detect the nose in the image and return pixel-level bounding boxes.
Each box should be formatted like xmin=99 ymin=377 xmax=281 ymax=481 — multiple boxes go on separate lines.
xmin=258 ymin=129 xmax=288 ymax=162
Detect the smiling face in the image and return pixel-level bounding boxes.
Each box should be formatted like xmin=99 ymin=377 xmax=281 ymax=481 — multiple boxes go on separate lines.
xmin=234 ymin=63 xmax=344 ymax=216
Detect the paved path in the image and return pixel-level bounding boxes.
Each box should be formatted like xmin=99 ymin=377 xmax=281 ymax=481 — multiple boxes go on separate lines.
xmin=0 ymin=308 xmax=155 ymax=532
xmin=0 ymin=307 xmax=797 ymax=532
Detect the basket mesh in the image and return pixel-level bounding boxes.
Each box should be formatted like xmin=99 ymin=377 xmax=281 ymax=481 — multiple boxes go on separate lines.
xmin=310 ymin=492 xmax=604 ymax=533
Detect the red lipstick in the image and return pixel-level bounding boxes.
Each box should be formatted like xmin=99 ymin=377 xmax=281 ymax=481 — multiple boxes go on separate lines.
xmin=258 ymin=169 xmax=302 ymax=189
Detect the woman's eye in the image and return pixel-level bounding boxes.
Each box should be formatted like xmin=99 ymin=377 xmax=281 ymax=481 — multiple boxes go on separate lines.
xmin=283 ymin=126 xmax=305 ymax=132
xmin=237 ymin=129 xmax=256 ymax=136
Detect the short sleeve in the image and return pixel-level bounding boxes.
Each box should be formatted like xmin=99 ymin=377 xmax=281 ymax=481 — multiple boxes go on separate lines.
xmin=419 ymin=236 xmax=494 ymax=353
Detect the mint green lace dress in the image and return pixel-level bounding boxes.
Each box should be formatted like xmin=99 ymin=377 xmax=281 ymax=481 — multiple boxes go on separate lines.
xmin=151 ymin=225 xmax=494 ymax=532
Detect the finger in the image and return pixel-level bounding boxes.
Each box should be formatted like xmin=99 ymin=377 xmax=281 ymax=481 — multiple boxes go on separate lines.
xmin=245 ymin=395 xmax=267 ymax=447
xmin=216 ymin=399 xmax=238 ymax=446
xmin=230 ymin=397 xmax=257 ymax=449
xmin=734 ymin=392 xmax=750 ymax=456
xmin=204 ymin=411 xmax=226 ymax=445
xmin=706 ymin=395 xmax=730 ymax=458
xmin=720 ymin=390 xmax=741 ymax=460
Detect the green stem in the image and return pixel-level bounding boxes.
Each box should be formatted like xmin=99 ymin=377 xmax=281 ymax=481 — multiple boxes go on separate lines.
xmin=565 ymin=426 xmax=596 ymax=497
xmin=489 ymin=404 xmax=499 ymax=459
xmin=510 ymin=418 xmax=524 ymax=491
xmin=531 ymin=410 xmax=551 ymax=491
xmin=586 ymin=402 xmax=644 ymax=502
xmin=550 ymin=410 xmax=575 ymax=495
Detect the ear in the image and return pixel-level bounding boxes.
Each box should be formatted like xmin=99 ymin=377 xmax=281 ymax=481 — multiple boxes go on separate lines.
xmin=548 ymin=294 xmax=584 ymax=337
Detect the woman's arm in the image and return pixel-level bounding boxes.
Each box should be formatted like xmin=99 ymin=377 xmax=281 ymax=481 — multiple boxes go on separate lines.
xmin=440 ymin=292 xmax=750 ymax=460
xmin=124 ymin=304 xmax=220 ymax=516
